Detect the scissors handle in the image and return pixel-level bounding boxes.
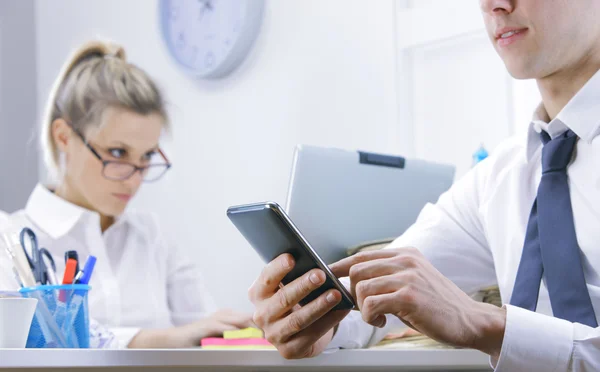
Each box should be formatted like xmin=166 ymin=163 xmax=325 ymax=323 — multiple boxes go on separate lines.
xmin=19 ymin=227 xmax=38 ymax=269
xmin=19 ymin=227 xmax=57 ymax=285
xmin=40 ymin=251 xmax=58 ymax=285
xmin=39 ymin=249 xmax=56 ymax=271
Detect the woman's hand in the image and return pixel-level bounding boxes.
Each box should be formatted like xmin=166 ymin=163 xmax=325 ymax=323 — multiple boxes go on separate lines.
xmin=128 ymin=309 xmax=254 ymax=348
xmin=172 ymin=309 xmax=255 ymax=347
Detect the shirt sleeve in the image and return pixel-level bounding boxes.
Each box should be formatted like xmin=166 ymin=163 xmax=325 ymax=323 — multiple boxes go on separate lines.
xmin=165 ymin=231 xmax=218 ymax=326
xmin=0 ymin=212 xmax=23 ymax=291
xmin=328 ymin=155 xmax=498 ymax=349
xmin=109 ymin=326 xmax=142 ymax=349
xmin=493 ymin=304 xmax=600 ymax=372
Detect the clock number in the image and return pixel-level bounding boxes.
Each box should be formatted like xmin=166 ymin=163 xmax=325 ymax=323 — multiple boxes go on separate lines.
xmin=205 ymin=52 xmax=215 ymax=68
xmin=176 ymin=32 xmax=186 ymax=49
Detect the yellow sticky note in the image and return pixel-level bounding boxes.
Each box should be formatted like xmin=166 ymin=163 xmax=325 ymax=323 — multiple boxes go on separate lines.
xmin=223 ymin=327 xmax=264 ymax=339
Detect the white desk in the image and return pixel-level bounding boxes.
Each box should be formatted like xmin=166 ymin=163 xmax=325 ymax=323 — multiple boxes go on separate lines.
xmin=0 ymin=349 xmax=491 ymax=371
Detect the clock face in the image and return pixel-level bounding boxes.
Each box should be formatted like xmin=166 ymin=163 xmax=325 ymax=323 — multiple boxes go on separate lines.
xmin=159 ymin=0 xmax=264 ymax=79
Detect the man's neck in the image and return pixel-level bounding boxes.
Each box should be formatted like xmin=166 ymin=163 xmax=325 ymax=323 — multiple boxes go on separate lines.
xmin=536 ymin=58 xmax=600 ymax=121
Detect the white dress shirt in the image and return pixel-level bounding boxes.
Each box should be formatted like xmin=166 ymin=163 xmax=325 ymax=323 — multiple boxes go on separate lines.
xmin=0 ymin=184 xmax=216 ymax=346
xmin=330 ymin=68 xmax=600 ymax=372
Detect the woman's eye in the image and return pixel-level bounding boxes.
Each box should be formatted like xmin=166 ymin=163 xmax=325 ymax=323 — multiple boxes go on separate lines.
xmin=143 ymin=151 xmax=157 ymax=161
xmin=108 ymin=148 xmax=126 ymax=159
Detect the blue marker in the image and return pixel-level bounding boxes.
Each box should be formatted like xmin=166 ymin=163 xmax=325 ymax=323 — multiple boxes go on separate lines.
xmin=74 ymin=256 xmax=97 ymax=285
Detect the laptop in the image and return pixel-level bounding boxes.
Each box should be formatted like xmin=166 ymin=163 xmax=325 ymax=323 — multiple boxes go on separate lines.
xmin=285 ymin=145 xmax=455 ymax=264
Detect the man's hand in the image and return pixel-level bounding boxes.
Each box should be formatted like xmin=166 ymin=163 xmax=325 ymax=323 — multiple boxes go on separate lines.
xmin=249 ymin=254 xmax=351 ymax=359
xmin=330 ymin=248 xmax=506 ymax=358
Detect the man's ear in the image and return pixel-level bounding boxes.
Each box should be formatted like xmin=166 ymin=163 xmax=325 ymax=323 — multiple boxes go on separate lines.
xmin=52 ymin=118 xmax=73 ymax=153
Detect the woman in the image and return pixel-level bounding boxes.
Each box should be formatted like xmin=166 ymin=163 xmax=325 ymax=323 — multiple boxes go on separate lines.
xmin=0 ymin=40 xmax=252 ymax=348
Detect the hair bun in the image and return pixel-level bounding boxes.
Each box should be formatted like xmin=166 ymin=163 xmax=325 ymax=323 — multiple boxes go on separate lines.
xmin=103 ymin=44 xmax=126 ymax=62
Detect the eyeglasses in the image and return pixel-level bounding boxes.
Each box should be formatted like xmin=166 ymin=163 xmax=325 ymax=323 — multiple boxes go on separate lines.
xmin=72 ymin=128 xmax=172 ymax=183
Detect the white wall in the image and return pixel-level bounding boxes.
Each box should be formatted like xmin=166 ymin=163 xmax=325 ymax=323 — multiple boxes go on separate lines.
xmin=513 ymin=78 xmax=541 ymax=133
xmin=0 ymin=0 xmax=39 ymax=213
xmin=35 ymin=0 xmax=399 ymax=311
xmin=402 ymin=33 xmax=514 ymax=177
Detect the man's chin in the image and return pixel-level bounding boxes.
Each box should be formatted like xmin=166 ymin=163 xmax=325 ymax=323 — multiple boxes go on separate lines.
xmin=505 ymin=64 xmax=539 ymax=80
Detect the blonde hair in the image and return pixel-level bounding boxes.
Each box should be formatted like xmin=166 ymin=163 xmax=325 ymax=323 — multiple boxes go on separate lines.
xmin=41 ymin=40 xmax=168 ymax=175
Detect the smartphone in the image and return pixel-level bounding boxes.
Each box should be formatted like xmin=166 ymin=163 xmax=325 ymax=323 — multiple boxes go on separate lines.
xmin=227 ymin=202 xmax=355 ymax=311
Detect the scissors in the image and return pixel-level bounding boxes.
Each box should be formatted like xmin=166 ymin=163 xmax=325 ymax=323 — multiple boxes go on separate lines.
xmin=19 ymin=227 xmax=57 ymax=285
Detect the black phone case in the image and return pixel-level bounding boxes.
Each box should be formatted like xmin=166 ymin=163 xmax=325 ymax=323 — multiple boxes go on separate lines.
xmin=227 ymin=202 xmax=355 ymax=311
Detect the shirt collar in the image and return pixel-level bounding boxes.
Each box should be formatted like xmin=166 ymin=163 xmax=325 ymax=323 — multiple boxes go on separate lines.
xmin=25 ymin=184 xmax=135 ymax=239
xmin=525 ymin=68 xmax=600 ymax=161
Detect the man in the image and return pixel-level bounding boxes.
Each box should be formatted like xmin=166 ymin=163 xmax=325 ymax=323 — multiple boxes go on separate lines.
xmin=248 ymin=0 xmax=600 ymax=370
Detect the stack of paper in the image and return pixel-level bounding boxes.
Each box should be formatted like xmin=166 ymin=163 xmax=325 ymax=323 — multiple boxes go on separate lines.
xmin=371 ymin=329 xmax=455 ymax=350
xmin=479 ymin=285 xmax=502 ymax=307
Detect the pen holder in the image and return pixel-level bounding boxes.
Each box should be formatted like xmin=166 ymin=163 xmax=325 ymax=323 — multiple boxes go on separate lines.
xmin=19 ymin=284 xmax=90 ymax=348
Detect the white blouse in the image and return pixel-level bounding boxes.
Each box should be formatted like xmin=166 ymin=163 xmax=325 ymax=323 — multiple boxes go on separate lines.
xmin=0 ymin=184 xmax=216 ymax=346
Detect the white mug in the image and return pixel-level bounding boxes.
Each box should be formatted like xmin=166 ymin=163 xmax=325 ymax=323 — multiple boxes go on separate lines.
xmin=0 ymin=297 xmax=38 ymax=348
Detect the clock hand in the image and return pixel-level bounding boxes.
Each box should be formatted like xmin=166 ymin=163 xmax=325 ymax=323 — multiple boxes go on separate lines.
xmin=198 ymin=0 xmax=212 ymax=21
xmin=198 ymin=0 xmax=212 ymax=10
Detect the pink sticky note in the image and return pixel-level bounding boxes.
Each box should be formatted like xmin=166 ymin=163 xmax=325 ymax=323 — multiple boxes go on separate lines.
xmin=201 ymin=338 xmax=272 ymax=347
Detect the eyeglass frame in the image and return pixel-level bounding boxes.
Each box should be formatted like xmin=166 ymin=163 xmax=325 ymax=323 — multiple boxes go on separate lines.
xmin=70 ymin=126 xmax=172 ymax=183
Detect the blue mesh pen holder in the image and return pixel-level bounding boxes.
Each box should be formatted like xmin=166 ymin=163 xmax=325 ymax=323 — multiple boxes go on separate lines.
xmin=19 ymin=284 xmax=91 ymax=348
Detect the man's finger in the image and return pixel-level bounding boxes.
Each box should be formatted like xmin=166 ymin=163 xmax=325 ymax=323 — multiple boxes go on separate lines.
xmin=361 ymin=291 xmax=416 ymax=326
xmin=278 ymin=308 xmax=351 ymax=359
xmin=249 ymin=254 xmax=296 ymax=302
xmin=355 ymin=274 xmax=404 ymax=311
xmin=269 ymin=289 xmax=343 ymax=344
xmin=330 ymin=250 xmax=399 ymax=278
xmin=260 ymin=268 xmax=327 ymax=322
xmin=349 ymin=258 xmax=400 ymax=284
xmin=342 ymin=259 xmax=400 ymax=302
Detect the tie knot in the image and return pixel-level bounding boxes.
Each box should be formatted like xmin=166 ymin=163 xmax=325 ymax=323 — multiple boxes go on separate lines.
xmin=541 ymin=130 xmax=577 ymax=173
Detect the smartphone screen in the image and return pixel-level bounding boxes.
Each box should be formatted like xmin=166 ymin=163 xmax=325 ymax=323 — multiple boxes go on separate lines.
xmin=227 ymin=202 xmax=355 ymax=311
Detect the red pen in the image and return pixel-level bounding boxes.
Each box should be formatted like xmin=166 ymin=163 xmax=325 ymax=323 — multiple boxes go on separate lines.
xmin=62 ymin=258 xmax=77 ymax=285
